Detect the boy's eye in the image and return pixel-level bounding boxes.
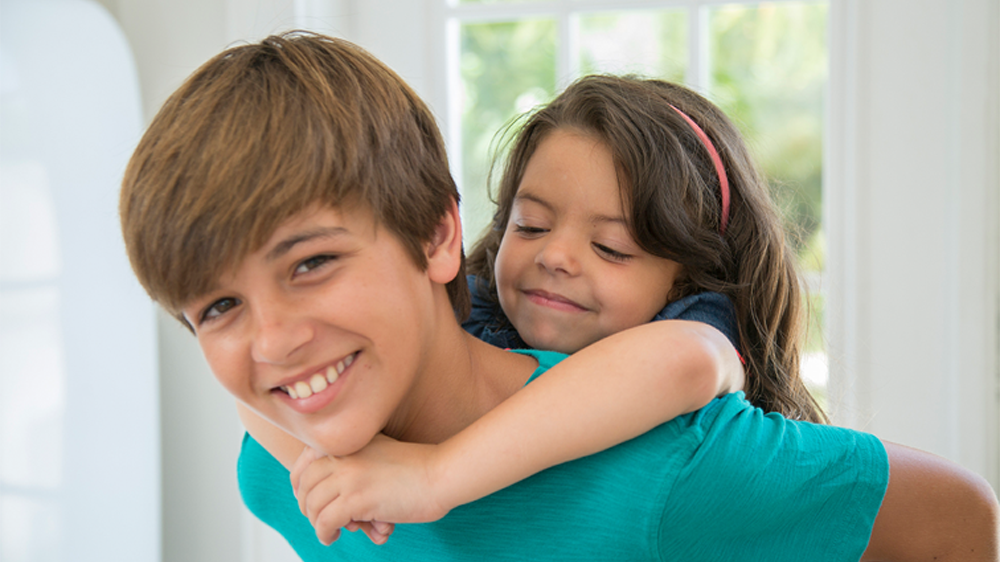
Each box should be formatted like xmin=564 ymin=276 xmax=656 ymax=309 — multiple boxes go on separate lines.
xmin=513 ymin=224 xmax=547 ymax=237
xmin=201 ymin=297 xmax=240 ymax=323
xmin=294 ymin=254 xmax=336 ymax=275
xmin=593 ymin=243 xmax=633 ymax=262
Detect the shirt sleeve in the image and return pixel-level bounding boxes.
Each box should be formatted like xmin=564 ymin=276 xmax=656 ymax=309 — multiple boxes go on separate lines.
xmin=461 ymin=275 xmax=529 ymax=349
xmin=654 ymin=292 xmax=740 ymax=352
xmin=656 ymin=396 xmax=889 ymax=561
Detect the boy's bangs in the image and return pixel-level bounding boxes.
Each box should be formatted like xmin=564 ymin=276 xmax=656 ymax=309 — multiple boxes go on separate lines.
xmin=124 ymin=47 xmax=364 ymax=315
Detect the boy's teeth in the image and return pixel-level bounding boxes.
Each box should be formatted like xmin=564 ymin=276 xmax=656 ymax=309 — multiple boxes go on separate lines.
xmin=294 ymin=380 xmax=313 ymax=399
xmin=309 ymin=373 xmax=328 ymax=394
xmin=283 ymin=354 xmax=356 ymax=400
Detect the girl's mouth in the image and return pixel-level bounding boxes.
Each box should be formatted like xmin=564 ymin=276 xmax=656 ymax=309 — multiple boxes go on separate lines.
xmin=523 ymin=289 xmax=589 ymax=313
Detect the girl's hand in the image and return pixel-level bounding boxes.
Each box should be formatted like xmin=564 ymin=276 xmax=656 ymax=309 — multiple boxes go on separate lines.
xmin=289 ymin=434 xmax=451 ymax=546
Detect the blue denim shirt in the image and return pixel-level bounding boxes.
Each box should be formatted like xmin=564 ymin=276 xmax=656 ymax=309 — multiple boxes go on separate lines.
xmin=462 ymin=275 xmax=740 ymax=351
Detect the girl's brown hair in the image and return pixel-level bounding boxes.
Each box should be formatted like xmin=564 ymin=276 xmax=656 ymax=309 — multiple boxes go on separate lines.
xmin=120 ymin=32 xmax=468 ymax=325
xmin=469 ymin=75 xmax=826 ymax=423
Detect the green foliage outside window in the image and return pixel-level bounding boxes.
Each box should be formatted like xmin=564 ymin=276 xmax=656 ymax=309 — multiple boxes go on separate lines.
xmin=460 ymin=19 xmax=556 ymax=241
xmin=710 ymin=4 xmax=828 ymax=270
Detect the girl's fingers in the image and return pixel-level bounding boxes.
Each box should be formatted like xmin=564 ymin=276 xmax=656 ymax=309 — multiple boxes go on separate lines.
xmin=302 ymin=476 xmax=342 ymax=523
xmin=318 ymin=527 xmax=341 ymax=546
xmin=336 ymin=521 xmax=390 ymax=545
xmin=354 ymin=521 xmax=391 ymax=545
xmin=295 ymin=456 xmax=339 ymax=518
xmin=290 ymin=446 xmax=325 ymax=496
xmin=314 ymin=502 xmax=354 ymax=545
xmin=372 ymin=520 xmax=394 ymax=536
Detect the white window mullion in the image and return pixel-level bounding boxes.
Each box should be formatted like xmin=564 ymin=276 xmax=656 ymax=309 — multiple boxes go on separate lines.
xmin=562 ymin=6 xmax=579 ymax=86
xmin=688 ymin=3 xmax=704 ymax=91
xmin=824 ymin=0 xmax=860 ymax=428
xmin=444 ymin=16 xmax=463 ymax=198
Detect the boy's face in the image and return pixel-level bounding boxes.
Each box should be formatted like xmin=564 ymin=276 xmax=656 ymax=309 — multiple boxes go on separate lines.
xmin=495 ymin=129 xmax=682 ymax=354
xmin=181 ymin=204 xmax=436 ymax=456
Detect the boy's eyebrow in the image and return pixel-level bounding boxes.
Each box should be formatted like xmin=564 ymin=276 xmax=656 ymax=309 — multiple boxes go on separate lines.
xmin=515 ymin=191 xmax=627 ymax=226
xmin=265 ymin=227 xmax=349 ymax=262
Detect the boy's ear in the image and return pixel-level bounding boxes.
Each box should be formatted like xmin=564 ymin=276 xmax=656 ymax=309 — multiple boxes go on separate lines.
xmin=426 ymin=197 xmax=463 ymax=285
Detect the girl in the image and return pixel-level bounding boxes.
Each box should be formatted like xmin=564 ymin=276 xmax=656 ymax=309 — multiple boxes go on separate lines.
xmin=291 ymin=74 xmax=826 ymax=542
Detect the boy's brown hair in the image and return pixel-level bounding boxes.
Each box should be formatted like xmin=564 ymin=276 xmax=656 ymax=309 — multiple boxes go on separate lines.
xmin=120 ymin=32 xmax=468 ymax=326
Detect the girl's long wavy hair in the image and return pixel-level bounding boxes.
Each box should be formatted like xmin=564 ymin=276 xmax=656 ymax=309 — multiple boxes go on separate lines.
xmin=468 ymin=75 xmax=827 ymax=423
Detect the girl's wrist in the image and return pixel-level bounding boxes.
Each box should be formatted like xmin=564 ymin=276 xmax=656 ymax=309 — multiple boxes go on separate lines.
xmin=425 ymin=441 xmax=467 ymax=517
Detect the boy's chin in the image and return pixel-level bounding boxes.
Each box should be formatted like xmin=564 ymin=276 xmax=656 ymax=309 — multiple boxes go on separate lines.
xmin=302 ymin=424 xmax=381 ymax=458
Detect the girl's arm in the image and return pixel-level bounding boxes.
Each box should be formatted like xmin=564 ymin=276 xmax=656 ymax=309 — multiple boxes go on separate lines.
xmin=429 ymin=320 xmax=743 ymax=511
xmin=291 ymin=320 xmax=743 ymax=541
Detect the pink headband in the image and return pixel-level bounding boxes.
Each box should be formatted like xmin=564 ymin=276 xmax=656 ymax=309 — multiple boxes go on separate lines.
xmin=669 ymin=105 xmax=730 ymax=233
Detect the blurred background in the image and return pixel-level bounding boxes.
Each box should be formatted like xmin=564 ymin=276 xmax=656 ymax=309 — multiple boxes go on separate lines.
xmin=1 ymin=0 xmax=997 ymax=560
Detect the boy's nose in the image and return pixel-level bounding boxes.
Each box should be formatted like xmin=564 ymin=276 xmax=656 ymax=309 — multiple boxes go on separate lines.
xmin=535 ymin=235 xmax=581 ymax=276
xmin=249 ymin=301 xmax=314 ymax=365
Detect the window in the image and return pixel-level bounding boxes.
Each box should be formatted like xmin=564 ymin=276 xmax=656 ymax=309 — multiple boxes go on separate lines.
xmin=444 ymin=0 xmax=830 ymax=403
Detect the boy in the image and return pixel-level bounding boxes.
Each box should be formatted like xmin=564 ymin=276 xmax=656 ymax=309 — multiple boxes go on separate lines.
xmin=120 ymin=31 xmax=999 ymax=561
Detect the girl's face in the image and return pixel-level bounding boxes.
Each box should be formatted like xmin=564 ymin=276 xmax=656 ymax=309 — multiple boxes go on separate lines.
xmin=181 ymin=204 xmax=443 ymax=457
xmin=494 ymin=129 xmax=682 ymax=354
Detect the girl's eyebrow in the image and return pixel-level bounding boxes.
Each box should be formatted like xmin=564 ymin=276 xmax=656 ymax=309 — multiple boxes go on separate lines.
xmin=516 ymin=191 xmax=625 ymax=226
xmin=265 ymin=226 xmax=349 ymax=262
xmin=513 ymin=191 xmax=554 ymax=212
xmin=590 ymin=212 xmax=627 ymax=227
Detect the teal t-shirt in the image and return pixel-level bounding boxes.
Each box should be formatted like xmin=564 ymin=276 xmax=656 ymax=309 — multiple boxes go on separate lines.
xmin=238 ymin=350 xmax=889 ymax=561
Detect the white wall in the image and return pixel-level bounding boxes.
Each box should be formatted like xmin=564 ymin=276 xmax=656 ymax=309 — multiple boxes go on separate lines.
xmin=825 ymin=0 xmax=999 ymax=484
xmin=1 ymin=1 xmax=159 ymax=560
xmin=94 ymin=0 xmax=999 ymax=560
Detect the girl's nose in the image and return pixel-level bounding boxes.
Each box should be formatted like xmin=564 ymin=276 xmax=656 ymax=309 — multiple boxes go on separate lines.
xmin=535 ymin=234 xmax=581 ymax=276
xmin=249 ymin=300 xmax=314 ymax=365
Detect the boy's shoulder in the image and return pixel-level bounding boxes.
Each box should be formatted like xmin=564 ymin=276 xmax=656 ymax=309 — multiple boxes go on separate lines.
xmin=509 ymin=348 xmax=569 ymax=384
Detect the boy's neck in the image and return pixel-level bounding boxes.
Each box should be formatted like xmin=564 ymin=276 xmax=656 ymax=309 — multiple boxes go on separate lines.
xmin=383 ymin=313 xmax=537 ymax=445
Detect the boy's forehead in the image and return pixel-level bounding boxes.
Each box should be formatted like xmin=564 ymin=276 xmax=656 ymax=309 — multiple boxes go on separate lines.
xmin=178 ymin=198 xmax=408 ymax=315
xmin=214 ymin=200 xmax=380 ymax=279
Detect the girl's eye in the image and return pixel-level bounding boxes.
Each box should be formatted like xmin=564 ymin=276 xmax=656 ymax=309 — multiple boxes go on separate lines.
xmin=593 ymin=243 xmax=634 ymax=262
xmin=201 ymin=297 xmax=240 ymax=323
xmin=294 ymin=254 xmax=336 ymax=275
xmin=513 ymin=224 xmax=547 ymax=237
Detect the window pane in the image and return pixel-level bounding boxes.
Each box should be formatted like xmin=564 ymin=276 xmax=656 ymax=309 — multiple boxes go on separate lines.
xmin=576 ymin=9 xmax=687 ymax=82
xmin=460 ymin=19 xmax=557 ymax=238
xmin=708 ymin=2 xmax=828 ymax=399
xmin=709 ymin=3 xmax=827 ymax=267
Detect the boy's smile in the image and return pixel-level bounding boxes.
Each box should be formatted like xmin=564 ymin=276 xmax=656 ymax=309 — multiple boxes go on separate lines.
xmin=182 ymin=204 xmax=444 ymax=457
xmin=494 ymin=129 xmax=682 ymax=354
xmin=272 ymin=350 xmax=359 ymax=413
